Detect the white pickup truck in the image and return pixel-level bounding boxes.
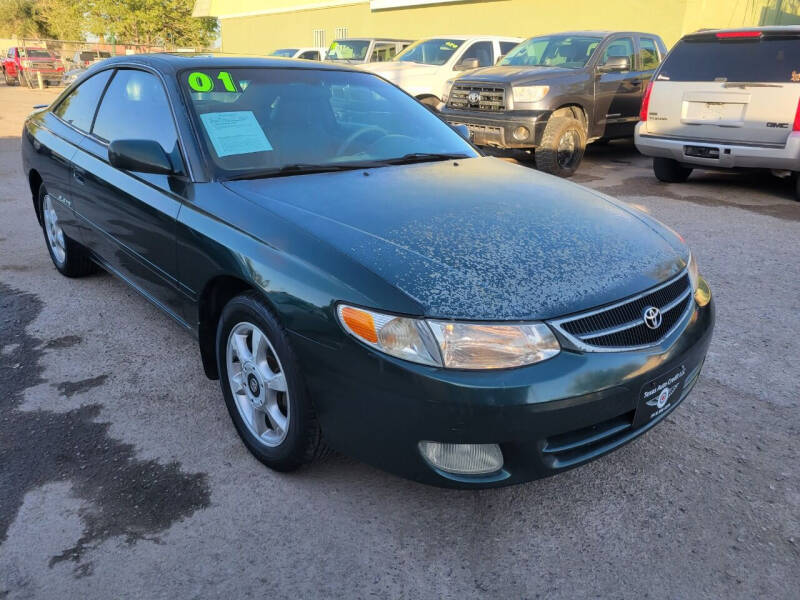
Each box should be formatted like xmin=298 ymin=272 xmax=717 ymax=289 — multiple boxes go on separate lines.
xmin=361 ymin=35 xmax=522 ymax=108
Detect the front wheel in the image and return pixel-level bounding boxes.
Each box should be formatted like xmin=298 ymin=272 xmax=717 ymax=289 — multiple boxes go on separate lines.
xmin=216 ymin=293 xmax=328 ymax=471
xmin=535 ymin=116 xmax=587 ymax=178
xmin=3 ymin=68 xmax=16 ymax=86
xmin=653 ymin=157 xmax=693 ymax=183
xmin=38 ymin=184 xmax=96 ymax=277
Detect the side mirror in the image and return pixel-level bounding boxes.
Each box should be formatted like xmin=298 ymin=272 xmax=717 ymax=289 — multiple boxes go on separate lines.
xmin=599 ymin=56 xmax=630 ymax=73
xmin=453 ymin=124 xmax=472 ymax=142
xmin=455 ymin=57 xmax=480 ymax=71
xmin=108 ymin=139 xmax=174 ymax=175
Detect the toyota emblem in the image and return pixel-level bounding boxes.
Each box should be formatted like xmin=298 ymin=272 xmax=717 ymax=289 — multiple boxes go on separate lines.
xmin=467 ymin=91 xmax=481 ymax=105
xmin=643 ymin=306 xmax=662 ymax=330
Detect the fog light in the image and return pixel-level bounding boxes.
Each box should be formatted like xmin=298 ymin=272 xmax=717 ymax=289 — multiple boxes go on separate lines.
xmin=418 ymin=441 xmax=503 ymax=475
xmin=513 ymin=126 xmax=530 ymax=141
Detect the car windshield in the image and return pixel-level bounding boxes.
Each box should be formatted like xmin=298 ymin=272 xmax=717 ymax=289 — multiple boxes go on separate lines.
xmin=21 ymin=49 xmax=52 ymax=58
xmin=326 ymin=41 xmax=370 ymax=62
xmin=271 ymin=49 xmax=298 ymax=58
xmin=395 ymin=39 xmax=465 ymax=65
xmin=657 ymin=37 xmax=800 ymax=83
xmin=500 ymin=35 xmax=602 ymax=68
xmin=181 ymin=67 xmax=476 ymax=178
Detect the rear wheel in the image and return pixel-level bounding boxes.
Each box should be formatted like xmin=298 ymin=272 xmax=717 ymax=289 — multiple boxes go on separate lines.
xmin=216 ymin=292 xmax=329 ymax=471
xmin=535 ymin=116 xmax=587 ymax=178
xmin=653 ymin=157 xmax=693 ymax=183
xmin=38 ymin=184 xmax=96 ymax=277
xmin=3 ymin=68 xmax=16 ymax=86
xmin=793 ymin=173 xmax=800 ymax=202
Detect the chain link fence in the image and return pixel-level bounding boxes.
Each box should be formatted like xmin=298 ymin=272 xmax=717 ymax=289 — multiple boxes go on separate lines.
xmin=1 ymin=38 xmax=207 ymax=88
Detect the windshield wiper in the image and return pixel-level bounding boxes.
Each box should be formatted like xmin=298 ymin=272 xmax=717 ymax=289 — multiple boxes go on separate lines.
xmin=379 ymin=152 xmax=470 ymax=165
xmin=224 ymin=162 xmax=376 ymax=181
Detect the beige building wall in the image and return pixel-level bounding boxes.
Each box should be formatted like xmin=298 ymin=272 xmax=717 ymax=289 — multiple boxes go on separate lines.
xmin=199 ymin=0 xmax=794 ymax=56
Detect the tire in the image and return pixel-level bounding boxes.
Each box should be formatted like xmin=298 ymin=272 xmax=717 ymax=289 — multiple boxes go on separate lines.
xmin=653 ymin=157 xmax=693 ymax=183
xmin=3 ymin=69 xmax=17 ymax=86
xmin=535 ymin=116 xmax=587 ymax=178
xmin=793 ymin=173 xmax=800 ymax=202
xmin=216 ymin=292 xmax=329 ymax=472
xmin=38 ymin=184 xmax=96 ymax=277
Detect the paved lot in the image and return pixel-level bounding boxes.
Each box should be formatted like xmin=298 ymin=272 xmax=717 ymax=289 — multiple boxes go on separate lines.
xmin=1 ymin=84 xmax=798 ymax=599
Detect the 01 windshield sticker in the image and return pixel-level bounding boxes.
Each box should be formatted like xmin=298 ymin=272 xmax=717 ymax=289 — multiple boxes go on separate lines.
xmin=199 ymin=111 xmax=273 ymax=158
xmin=188 ymin=71 xmax=239 ymax=93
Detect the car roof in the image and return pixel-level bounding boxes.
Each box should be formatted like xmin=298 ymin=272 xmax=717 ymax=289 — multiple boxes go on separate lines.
xmin=412 ymin=35 xmax=522 ymax=41
xmin=683 ymin=25 xmax=800 ymax=39
xmin=86 ymin=53 xmax=358 ymax=74
xmin=332 ymin=38 xmax=412 ymax=42
xmin=527 ymin=30 xmax=659 ymax=38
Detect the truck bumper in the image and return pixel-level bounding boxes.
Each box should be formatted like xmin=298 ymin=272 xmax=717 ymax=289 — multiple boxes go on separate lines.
xmin=635 ymin=124 xmax=800 ymax=171
xmin=441 ymin=108 xmax=550 ymax=149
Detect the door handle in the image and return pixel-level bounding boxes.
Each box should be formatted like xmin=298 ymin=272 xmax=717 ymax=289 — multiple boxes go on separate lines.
xmin=72 ymin=170 xmax=86 ymax=185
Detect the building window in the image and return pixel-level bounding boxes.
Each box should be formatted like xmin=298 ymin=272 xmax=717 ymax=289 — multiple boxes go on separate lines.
xmin=313 ymin=29 xmax=326 ymax=48
xmin=335 ymin=27 xmax=349 ymax=39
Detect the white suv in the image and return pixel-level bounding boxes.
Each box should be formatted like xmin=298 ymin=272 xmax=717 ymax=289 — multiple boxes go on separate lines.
xmin=361 ymin=35 xmax=522 ymax=108
xmin=635 ymin=26 xmax=800 ymax=200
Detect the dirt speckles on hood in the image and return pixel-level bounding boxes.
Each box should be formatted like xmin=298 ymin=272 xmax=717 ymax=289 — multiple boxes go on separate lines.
xmin=228 ymin=157 xmax=687 ymax=319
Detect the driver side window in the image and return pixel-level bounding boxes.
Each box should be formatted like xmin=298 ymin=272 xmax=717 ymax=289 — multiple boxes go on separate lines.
xmin=459 ymin=41 xmax=494 ymax=68
xmin=92 ymin=69 xmax=179 ymax=157
xmin=601 ymin=37 xmax=635 ymax=68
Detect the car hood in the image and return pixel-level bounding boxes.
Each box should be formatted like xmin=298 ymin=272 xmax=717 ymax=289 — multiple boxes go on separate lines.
xmin=460 ymin=65 xmax=581 ymax=85
xmin=224 ymin=158 xmax=687 ymax=320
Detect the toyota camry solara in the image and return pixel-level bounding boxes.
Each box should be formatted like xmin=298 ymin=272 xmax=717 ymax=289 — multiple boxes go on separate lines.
xmin=22 ymin=55 xmax=714 ymax=488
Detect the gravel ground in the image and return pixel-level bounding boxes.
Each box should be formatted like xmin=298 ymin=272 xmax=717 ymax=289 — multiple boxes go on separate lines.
xmin=1 ymin=84 xmax=798 ymax=599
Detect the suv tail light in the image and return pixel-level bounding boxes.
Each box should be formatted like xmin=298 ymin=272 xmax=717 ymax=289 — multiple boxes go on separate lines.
xmin=640 ymin=80 xmax=654 ymax=122
xmin=793 ymin=98 xmax=800 ymax=132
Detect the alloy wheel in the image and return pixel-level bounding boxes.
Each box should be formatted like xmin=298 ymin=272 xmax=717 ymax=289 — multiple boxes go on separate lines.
xmin=226 ymin=321 xmax=290 ymax=447
xmin=43 ymin=194 xmax=66 ymax=264
xmin=556 ymin=130 xmax=581 ymax=170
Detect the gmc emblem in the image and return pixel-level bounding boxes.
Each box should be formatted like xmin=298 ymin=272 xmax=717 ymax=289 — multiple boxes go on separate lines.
xmin=766 ymin=122 xmax=789 ymax=128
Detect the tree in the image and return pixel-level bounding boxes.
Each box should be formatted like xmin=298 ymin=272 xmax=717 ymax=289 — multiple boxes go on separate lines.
xmin=0 ymin=0 xmax=50 ymax=38
xmin=38 ymin=0 xmax=87 ymax=40
xmin=85 ymin=0 xmax=217 ymax=47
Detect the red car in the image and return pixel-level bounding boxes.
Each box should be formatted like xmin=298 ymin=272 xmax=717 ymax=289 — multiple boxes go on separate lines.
xmin=3 ymin=47 xmax=64 ymax=86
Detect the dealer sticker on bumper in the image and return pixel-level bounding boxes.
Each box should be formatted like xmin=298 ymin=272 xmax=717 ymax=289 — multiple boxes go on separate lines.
xmin=637 ymin=364 xmax=687 ymax=424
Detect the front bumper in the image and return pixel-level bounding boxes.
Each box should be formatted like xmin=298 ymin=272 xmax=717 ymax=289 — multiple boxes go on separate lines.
xmin=440 ymin=107 xmax=550 ymax=149
xmin=635 ymin=125 xmax=800 ymax=171
xmin=290 ymin=295 xmax=714 ymax=488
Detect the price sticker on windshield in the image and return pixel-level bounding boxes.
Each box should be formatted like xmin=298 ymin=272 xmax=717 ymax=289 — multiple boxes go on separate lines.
xmin=188 ymin=71 xmax=239 ymax=93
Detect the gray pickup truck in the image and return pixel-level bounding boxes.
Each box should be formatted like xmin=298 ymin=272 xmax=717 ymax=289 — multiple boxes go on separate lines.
xmin=440 ymin=31 xmax=667 ymax=177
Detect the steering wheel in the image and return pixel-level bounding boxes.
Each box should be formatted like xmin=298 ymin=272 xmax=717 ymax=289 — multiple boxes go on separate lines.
xmin=337 ymin=126 xmax=387 ymax=156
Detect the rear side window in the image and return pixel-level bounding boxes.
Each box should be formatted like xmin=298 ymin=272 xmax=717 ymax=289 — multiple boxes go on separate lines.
xmin=460 ymin=41 xmax=494 ymax=67
xmin=500 ymin=41 xmax=519 ymax=56
xmin=639 ymin=37 xmax=661 ymax=70
xmin=52 ymin=70 xmax=113 ymax=132
xmin=658 ymin=38 xmax=800 ymax=83
xmin=92 ymin=69 xmax=178 ymax=153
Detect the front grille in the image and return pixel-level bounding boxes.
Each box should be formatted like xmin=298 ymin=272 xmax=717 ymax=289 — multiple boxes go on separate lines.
xmin=551 ymin=272 xmax=693 ymax=351
xmin=448 ymin=84 xmax=506 ymax=111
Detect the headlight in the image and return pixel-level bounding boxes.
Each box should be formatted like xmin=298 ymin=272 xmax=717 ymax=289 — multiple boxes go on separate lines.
xmin=442 ymin=78 xmax=456 ymax=103
xmin=337 ymin=305 xmax=441 ymax=367
xmin=337 ymin=304 xmax=560 ymax=369
xmin=512 ymin=85 xmax=549 ymax=104
xmin=687 ymin=252 xmax=711 ymax=307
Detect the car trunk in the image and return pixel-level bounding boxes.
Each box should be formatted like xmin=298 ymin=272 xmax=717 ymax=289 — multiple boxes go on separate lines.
xmin=645 ymin=31 xmax=800 ymax=146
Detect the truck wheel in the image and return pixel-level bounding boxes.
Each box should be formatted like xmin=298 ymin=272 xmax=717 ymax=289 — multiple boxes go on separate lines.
xmin=3 ymin=69 xmax=16 ymax=86
xmin=653 ymin=157 xmax=692 ymax=183
xmin=535 ymin=117 xmax=587 ymax=178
